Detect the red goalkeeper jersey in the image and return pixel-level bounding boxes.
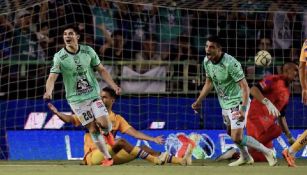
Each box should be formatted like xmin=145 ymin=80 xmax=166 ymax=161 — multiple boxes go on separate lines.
xmin=248 ymin=75 xmax=290 ymax=119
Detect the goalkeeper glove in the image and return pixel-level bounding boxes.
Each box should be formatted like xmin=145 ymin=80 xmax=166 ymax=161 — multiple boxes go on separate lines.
xmin=261 ymin=98 xmax=280 ymax=117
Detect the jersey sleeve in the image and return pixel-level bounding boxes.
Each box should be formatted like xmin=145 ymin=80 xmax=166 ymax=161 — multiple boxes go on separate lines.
xmin=229 ymin=58 xmax=245 ymax=82
xmin=299 ymin=40 xmax=307 ymax=62
xmin=258 ymin=76 xmax=273 ymax=92
xmin=50 ymin=54 xmax=61 ymax=73
xmin=116 ymin=115 xmax=132 ymax=133
xmin=88 ymin=46 xmax=101 ymax=67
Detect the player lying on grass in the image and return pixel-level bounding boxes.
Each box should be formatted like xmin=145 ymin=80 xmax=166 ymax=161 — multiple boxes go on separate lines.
xmin=282 ymin=130 xmax=307 ymax=167
xmin=47 ymin=87 xmax=194 ymax=165
xmin=48 ymin=103 xmax=193 ymax=166
xmin=216 ymin=62 xmax=298 ymax=162
xmin=81 ymin=129 xmax=193 ymax=166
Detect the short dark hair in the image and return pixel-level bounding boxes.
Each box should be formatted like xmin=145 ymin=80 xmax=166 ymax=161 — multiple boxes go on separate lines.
xmin=207 ymin=35 xmax=222 ymax=48
xmin=102 ymin=87 xmax=117 ymax=99
xmin=62 ymin=24 xmax=80 ymax=35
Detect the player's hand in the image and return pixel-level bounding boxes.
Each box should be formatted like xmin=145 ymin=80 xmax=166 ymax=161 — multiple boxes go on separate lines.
xmin=191 ymin=101 xmax=201 ymax=110
xmin=153 ymin=135 xmax=164 ymax=144
xmin=302 ymin=89 xmax=307 ymax=105
xmin=231 ymin=110 xmax=245 ymax=122
xmin=47 ymin=103 xmax=59 ymax=115
xmin=113 ymin=86 xmax=121 ymax=95
xmin=43 ymin=92 xmax=52 ymax=100
xmin=262 ymin=98 xmax=280 ymax=117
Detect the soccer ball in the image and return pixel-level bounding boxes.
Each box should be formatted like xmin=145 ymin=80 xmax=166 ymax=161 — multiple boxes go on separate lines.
xmin=255 ymin=50 xmax=272 ymax=67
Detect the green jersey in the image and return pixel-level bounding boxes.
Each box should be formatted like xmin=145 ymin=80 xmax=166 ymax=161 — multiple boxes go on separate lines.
xmin=50 ymin=45 xmax=101 ymax=104
xmin=203 ymin=53 xmax=245 ymax=109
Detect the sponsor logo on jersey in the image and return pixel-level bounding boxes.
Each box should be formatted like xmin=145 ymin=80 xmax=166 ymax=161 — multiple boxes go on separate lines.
xmin=60 ymin=54 xmax=68 ymax=60
xmin=96 ymin=101 xmax=104 ymax=108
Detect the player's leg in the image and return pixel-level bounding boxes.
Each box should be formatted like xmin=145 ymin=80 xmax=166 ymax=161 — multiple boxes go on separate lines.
xmin=90 ymin=99 xmax=113 ymax=164
xmin=139 ymin=145 xmax=161 ymax=157
xmin=247 ymin=116 xmax=280 ymax=162
xmin=231 ymin=125 xmax=277 ymax=166
xmin=226 ymin=107 xmax=277 ymax=166
xmin=221 ymin=110 xmax=253 ymax=166
xmin=283 ymin=130 xmax=307 ymax=167
xmin=112 ymin=138 xmax=162 ymax=165
xmin=70 ymin=100 xmax=113 ymax=166
xmin=91 ymin=99 xmax=114 ymax=144
xmin=112 ymin=149 xmax=136 ymax=165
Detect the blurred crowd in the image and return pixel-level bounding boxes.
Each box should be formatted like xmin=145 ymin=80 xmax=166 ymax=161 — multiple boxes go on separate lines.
xmin=0 ymin=0 xmax=307 ymax=88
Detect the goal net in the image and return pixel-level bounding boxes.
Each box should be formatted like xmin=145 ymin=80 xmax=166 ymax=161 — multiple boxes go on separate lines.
xmin=0 ymin=0 xmax=306 ymax=160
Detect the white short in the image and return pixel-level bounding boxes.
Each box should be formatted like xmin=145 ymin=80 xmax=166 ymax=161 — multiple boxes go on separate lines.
xmin=222 ymin=101 xmax=250 ymax=129
xmin=69 ymin=99 xmax=109 ymax=126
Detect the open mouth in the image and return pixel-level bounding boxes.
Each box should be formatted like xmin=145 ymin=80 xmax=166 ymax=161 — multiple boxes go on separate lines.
xmin=65 ymin=39 xmax=72 ymax=44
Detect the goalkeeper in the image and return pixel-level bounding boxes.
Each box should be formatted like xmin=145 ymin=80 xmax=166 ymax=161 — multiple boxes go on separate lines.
xmin=217 ymin=62 xmax=298 ymax=162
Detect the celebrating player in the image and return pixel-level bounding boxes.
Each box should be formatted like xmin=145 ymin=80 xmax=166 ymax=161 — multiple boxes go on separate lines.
xmin=192 ymin=35 xmax=277 ymax=166
xmin=217 ymin=62 xmax=298 ymax=162
xmin=282 ymin=130 xmax=307 ymax=167
xmin=299 ymin=39 xmax=307 ymax=105
xmin=43 ymin=24 xmax=121 ymax=166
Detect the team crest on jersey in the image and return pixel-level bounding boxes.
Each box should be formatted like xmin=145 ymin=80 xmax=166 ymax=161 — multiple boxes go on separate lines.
xmin=76 ymin=75 xmax=93 ymax=95
xmin=96 ymin=101 xmax=104 ymax=108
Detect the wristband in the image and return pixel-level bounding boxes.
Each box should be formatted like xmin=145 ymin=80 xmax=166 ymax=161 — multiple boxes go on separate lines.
xmin=239 ymin=105 xmax=247 ymax=112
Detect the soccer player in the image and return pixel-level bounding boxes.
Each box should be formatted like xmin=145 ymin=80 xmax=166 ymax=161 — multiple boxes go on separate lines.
xmin=217 ymin=62 xmax=298 ymax=162
xmin=43 ymin=24 xmax=121 ymax=166
xmin=299 ymin=39 xmax=307 ymax=105
xmin=81 ymin=131 xmax=191 ymax=166
xmin=47 ymin=87 xmax=194 ymax=165
xmin=192 ymin=35 xmax=277 ymax=166
xmin=246 ymin=62 xmax=298 ymax=161
xmin=282 ymin=130 xmax=307 ymax=167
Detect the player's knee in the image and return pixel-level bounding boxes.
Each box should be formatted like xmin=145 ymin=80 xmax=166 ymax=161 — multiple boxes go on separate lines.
xmin=232 ymin=136 xmax=242 ymax=144
xmin=86 ymin=122 xmax=98 ymax=133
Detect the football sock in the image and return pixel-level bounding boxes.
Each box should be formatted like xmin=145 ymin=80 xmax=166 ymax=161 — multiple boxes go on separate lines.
xmin=235 ymin=143 xmax=250 ymax=159
xmin=241 ymin=135 xmax=271 ymax=155
xmin=90 ymin=132 xmax=112 ymax=159
xmin=130 ymin=147 xmax=159 ymax=164
xmin=289 ymin=130 xmax=307 ymax=156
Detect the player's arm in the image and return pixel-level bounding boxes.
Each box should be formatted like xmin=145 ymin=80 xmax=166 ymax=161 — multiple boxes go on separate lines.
xmin=43 ymin=73 xmax=59 ymax=100
xmin=96 ymin=64 xmax=121 ymax=95
xmin=192 ymin=78 xmax=213 ymax=110
xmin=125 ymin=127 xmax=164 ymax=144
xmin=277 ymin=114 xmax=296 ymax=145
xmin=236 ymin=78 xmax=250 ymax=120
xmin=250 ymin=85 xmax=280 ymax=117
xmin=47 ymin=103 xmax=73 ymax=123
xmin=299 ymin=61 xmax=307 ymax=105
xmin=116 ymin=114 xmax=164 ymax=144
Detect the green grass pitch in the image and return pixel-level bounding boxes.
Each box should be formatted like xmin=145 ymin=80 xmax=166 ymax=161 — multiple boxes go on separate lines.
xmin=0 ymin=159 xmax=306 ymax=175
